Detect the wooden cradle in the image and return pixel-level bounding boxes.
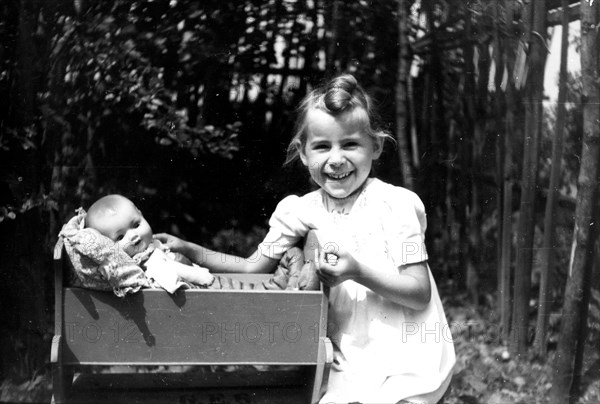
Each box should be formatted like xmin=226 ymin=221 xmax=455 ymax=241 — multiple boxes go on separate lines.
xmin=51 ymin=232 xmax=332 ymax=404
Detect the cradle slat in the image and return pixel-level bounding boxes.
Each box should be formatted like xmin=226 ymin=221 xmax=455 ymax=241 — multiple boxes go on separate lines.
xmin=62 ymin=287 xmax=325 ymax=365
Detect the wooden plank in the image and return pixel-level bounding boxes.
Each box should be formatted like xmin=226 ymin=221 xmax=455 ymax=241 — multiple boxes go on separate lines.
xmin=547 ymin=1 xmax=580 ymax=25
xmin=67 ymin=385 xmax=309 ymax=404
xmin=71 ymin=368 xmax=310 ymax=389
xmin=62 ymin=288 xmax=326 ymax=365
xmin=68 ymin=371 xmax=312 ymax=404
xmin=546 ymin=0 xmax=579 ymax=12
xmin=212 ymin=273 xmax=274 ymax=284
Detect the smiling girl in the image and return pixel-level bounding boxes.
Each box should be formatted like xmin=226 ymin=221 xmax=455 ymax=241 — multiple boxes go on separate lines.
xmin=157 ymin=74 xmax=455 ymax=403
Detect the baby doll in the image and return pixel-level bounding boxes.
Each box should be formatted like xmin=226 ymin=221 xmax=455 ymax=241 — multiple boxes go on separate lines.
xmin=84 ymin=194 xmax=214 ymax=293
xmin=59 ymin=194 xmax=316 ymax=296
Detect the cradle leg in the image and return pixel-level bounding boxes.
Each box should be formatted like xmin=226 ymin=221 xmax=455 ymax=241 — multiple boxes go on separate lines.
xmin=310 ymin=337 xmax=333 ymax=404
xmin=51 ymin=335 xmax=73 ymax=404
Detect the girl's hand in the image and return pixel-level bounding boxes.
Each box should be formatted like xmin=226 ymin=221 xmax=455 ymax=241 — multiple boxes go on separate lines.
xmin=154 ymin=233 xmax=188 ymax=254
xmin=315 ymin=243 xmax=361 ymax=287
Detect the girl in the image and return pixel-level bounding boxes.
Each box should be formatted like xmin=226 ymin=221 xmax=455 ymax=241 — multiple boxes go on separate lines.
xmin=157 ymin=74 xmax=455 ymax=403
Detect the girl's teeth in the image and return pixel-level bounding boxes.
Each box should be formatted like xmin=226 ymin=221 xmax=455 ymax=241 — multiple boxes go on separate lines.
xmin=329 ymin=172 xmax=350 ymax=179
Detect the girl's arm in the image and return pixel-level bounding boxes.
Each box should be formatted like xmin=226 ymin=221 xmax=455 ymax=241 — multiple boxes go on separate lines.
xmin=317 ymin=245 xmax=431 ymax=310
xmin=357 ymin=261 xmax=431 ymax=310
xmin=154 ymin=233 xmax=279 ymax=274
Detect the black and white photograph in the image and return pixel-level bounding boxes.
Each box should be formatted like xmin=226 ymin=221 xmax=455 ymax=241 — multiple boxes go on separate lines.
xmin=0 ymin=0 xmax=599 ymax=403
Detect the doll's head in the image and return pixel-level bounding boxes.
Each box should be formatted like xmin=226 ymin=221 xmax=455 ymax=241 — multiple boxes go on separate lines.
xmin=85 ymin=194 xmax=153 ymax=257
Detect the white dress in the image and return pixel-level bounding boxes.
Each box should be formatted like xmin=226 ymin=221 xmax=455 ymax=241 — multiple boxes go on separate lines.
xmin=259 ymin=178 xmax=455 ymax=404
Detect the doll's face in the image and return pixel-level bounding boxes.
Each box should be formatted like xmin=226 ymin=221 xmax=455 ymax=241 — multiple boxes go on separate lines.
xmin=91 ymin=198 xmax=153 ymax=257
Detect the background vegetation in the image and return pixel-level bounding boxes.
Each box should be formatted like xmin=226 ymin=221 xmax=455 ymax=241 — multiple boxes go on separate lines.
xmin=0 ymin=0 xmax=598 ymax=402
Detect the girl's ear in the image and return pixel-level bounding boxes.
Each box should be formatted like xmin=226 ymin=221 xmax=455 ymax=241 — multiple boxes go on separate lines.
xmin=372 ymin=137 xmax=384 ymax=160
xmin=299 ymin=145 xmax=309 ymax=166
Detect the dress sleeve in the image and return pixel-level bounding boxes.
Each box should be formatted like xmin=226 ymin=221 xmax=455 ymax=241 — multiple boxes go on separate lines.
xmin=258 ymin=195 xmax=311 ymax=260
xmin=385 ymin=188 xmax=429 ymax=267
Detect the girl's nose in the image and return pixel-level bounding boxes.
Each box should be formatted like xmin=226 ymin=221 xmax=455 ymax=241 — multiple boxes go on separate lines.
xmin=327 ymin=149 xmax=345 ymax=167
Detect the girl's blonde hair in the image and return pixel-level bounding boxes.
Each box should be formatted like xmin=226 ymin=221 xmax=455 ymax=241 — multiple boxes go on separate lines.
xmin=285 ymin=74 xmax=392 ymax=165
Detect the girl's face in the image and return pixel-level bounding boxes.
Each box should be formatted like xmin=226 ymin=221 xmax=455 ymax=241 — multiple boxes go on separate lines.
xmin=300 ymin=108 xmax=382 ymax=200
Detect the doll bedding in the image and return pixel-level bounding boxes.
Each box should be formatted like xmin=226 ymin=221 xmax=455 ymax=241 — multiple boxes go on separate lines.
xmin=58 ymin=208 xmax=152 ymax=297
xmin=58 ymin=209 xmax=318 ymax=298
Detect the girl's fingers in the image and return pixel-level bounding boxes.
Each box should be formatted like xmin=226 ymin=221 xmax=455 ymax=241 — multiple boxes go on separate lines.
xmin=326 ymin=253 xmax=338 ymax=266
xmin=316 ymin=242 xmax=341 ymax=285
xmin=320 ymin=246 xmax=338 ymax=265
xmin=322 ymin=243 xmax=340 ymax=265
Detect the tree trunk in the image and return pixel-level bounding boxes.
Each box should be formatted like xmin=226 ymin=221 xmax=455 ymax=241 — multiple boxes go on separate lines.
xmin=510 ymin=0 xmax=547 ymax=354
xmin=395 ymin=0 xmax=414 ymax=189
xmin=420 ymin=0 xmax=447 ymax=249
xmin=534 ymin=0 xmax=569 ymax=357
xmin=473 ymin=37 xmax=491 ymax=299
xmin=550 ymin=0 xmax=600 ymax=401
xmin=408 ymin=74 xmax=420 ymax=169
xmin=443 ymin=120 xmax=457 ymax=278
xmin=494 ymin=0 xmax=505 ymax=323
xmin=422 ymin=1 xmax=444 ymax=150
xmin=462 ymin=6 xmax=486 ymax=303
xmin=326 ymin=0 xmax=341 ymax=74
xmin=500 ymin=0 xmax=517 ymax=343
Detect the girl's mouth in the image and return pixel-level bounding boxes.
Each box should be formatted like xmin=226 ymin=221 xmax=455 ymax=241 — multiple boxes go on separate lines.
xmin=325 ymin=171 xmax=352 ymax=180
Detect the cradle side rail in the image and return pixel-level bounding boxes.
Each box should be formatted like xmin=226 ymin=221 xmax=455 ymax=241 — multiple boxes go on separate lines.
xmin=51 ymin=232 xmax=332 ymax=404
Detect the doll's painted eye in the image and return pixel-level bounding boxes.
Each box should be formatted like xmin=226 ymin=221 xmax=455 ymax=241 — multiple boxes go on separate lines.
xmin=116 ymin=234 xmax=124 ymax=241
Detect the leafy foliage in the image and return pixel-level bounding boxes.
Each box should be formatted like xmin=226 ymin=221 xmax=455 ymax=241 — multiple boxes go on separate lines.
xmin=443 ymin=293 xmax=600 ymax=404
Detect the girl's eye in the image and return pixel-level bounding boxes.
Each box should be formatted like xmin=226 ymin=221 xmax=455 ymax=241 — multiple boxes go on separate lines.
xmin=344 ymin=142 xmax=359 ymax=148
xmin=134 ymin=221 xmax=140 ymax=228
xmin=116 ymin=235 xmax=124 ymax=241
xmin=314 ymin=144 xmax=329 ymax=150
